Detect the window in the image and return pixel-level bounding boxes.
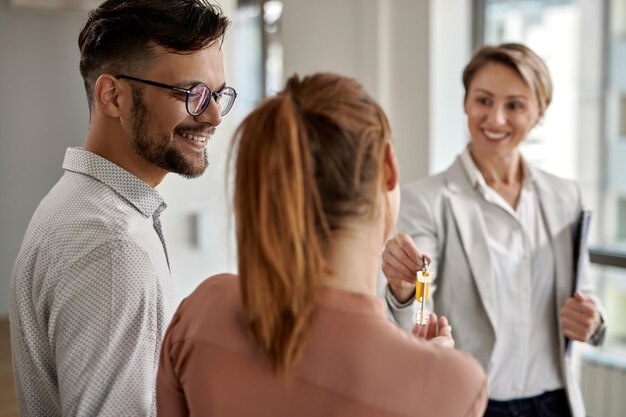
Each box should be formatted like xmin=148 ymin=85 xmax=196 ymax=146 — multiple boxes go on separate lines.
xmin=620 ymin=95 xmax=626 ymax=140
xmin=478 ymin=0 xmax=589 ymax=181
xmin=618 ymin=198 xmax=626 ymax=241
xmin=232 ymin=0 xmax=283 ymax=117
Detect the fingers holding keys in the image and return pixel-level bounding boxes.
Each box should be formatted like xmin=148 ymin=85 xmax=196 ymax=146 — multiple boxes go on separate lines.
xmin=560 ymin=291 xmax=602 ymax=342
xmin=383 ymin=233 xmax=431 ymax=282
xmin=382 ymin=233 xmax=431 ymax=302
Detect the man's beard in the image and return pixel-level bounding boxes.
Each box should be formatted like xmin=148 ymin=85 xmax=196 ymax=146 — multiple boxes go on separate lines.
xmin=130 ymin=88 xmax=209 ymax=179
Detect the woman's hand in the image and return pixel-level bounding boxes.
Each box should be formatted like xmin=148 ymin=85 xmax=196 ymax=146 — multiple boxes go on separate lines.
xmin=560 ymin=291 xmax=602 ymax=342
xmin=412 ymin=313 xmax=454 ymax=348
xmin=382 ymin=233 xmax=430 ymax=303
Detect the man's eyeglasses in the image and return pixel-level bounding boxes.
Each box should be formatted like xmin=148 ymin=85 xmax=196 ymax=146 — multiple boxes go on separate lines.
xmin=116 ymin=75 xmax=237 ymax=117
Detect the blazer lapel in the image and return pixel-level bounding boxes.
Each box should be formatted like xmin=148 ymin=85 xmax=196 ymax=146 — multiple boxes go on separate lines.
xmin=445 ymin=160 xmax=498 ymax=329
xmin=533 ymin=174 xmax=573 ymax=306
xmin=533 ymin=170 xmax=575 ymax=354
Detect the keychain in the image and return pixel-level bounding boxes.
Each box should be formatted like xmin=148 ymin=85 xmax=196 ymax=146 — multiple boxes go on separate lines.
xmin=415 ymin=256 xmax=434 ymax=325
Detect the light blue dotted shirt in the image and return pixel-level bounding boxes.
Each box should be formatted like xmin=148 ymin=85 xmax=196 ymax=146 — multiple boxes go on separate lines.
xmin=10 ymin=147 xmax=177 ymax=416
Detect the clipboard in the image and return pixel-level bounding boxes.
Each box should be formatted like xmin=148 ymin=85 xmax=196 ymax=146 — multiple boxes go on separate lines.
xmin=572 ymin=210 xmax=592 ymax=295
xmin=565 ymin=209 xmax=592 ymax=354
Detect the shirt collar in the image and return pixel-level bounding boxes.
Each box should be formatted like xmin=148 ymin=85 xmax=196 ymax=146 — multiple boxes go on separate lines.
xmin=62 ymin=147 xmax=166 ymax=218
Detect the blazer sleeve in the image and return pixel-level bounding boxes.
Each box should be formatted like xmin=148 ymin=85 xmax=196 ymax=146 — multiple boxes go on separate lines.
xmin=383 ymin=179 xmax=442 ymax=332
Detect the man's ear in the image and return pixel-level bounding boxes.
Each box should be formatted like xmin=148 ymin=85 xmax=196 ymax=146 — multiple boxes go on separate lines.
xmin=384 ymin=142 xmax=399 ymax=191
xmin=94 ymin=74 xmax=125 ymax=118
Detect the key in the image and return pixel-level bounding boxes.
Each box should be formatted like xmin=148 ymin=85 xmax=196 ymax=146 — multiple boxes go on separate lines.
xmin=415 ymin=257 xmax=434 ymax=325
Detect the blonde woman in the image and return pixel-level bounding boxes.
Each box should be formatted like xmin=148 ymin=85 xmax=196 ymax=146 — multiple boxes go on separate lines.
xmin=382 ymin=44 xmax=606 ymax=417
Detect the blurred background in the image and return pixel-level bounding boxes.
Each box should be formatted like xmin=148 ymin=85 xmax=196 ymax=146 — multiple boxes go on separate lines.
xmin=0 ymin=0 xmax=625 ymax=416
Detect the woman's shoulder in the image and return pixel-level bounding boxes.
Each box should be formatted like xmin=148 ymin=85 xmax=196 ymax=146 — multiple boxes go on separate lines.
xmin=368 ymin=323 xmax=487 ymax=416
xmin=194 ymin=273 xmax=239 ymax=293
xmin=310 ymin=311 xmax=487 ymax=416
xmin=411 ymin=345 xmax=487 ymax=416
xmin=531 ymin=165 xmax=578 ymax=190
xmin=530 ymin=166 xmax=581 ymax=206
xmin=402 ymin=157 xmax=468 ymax=198
xmin=365 ymin=318 xmax=485 ymax=380
xmin=400 ymin=173 xmax=448 ymax=214
xmin=174 ymin=273 xmax=234 ymax=308
xmin=180 ymin=273 xmax=240 ymax=313
xmin=168 ymin=274 xmax=243 ymax=341
xmin=402 ymin=170 xmax=448 ymax=194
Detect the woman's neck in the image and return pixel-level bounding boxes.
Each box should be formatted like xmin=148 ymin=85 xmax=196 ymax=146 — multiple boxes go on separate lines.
xmin=469 ymin=146 xmax=525 ymax=208
xmin=322 ymin=222 xmax=385 ymax=298
xmin=469 ymin=146 xmax=523 ymax=186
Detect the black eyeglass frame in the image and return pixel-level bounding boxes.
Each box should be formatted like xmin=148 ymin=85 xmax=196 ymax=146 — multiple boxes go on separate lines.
xmin=116 ymin=74 xmax=237 ymax=117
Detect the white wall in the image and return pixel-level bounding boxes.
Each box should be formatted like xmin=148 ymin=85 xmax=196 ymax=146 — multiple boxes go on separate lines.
xmin=429 ymin=0 xmax=472 ymax=174
xmin=0 ymin=2 xmax=90 ymax=316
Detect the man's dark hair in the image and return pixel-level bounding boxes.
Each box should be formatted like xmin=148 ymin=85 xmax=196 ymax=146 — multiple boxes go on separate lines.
xmin=78 ymin=0 xmax=230 ymax=111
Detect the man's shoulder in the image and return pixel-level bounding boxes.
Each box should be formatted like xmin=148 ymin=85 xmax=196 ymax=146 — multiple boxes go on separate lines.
xmin=13 ymin=172 xmax=155 ymax=291
xmin=51 ymin=170 xmax=133 ymax=211
xmin=34 ymin=171 xmax=146 ymax=238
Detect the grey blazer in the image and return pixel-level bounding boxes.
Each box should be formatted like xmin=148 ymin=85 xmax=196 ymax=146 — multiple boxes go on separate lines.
xmin=385 ymin=156 xmax=605 ymax=417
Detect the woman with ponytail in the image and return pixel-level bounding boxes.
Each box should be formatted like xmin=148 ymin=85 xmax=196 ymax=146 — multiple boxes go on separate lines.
xmin=157 ymin=73 xmax=488 ymax=417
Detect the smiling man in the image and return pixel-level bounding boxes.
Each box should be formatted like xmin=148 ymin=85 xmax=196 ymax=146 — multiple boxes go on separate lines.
xmin=9 ymin=1 xmax=233 ymax=416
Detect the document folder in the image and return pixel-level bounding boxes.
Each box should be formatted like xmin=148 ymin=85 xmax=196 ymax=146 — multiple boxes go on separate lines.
xmin=572 ymin=210 xmax=592 ymax=295
xmin=565 ymin=209 xmax=592 ymax=354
